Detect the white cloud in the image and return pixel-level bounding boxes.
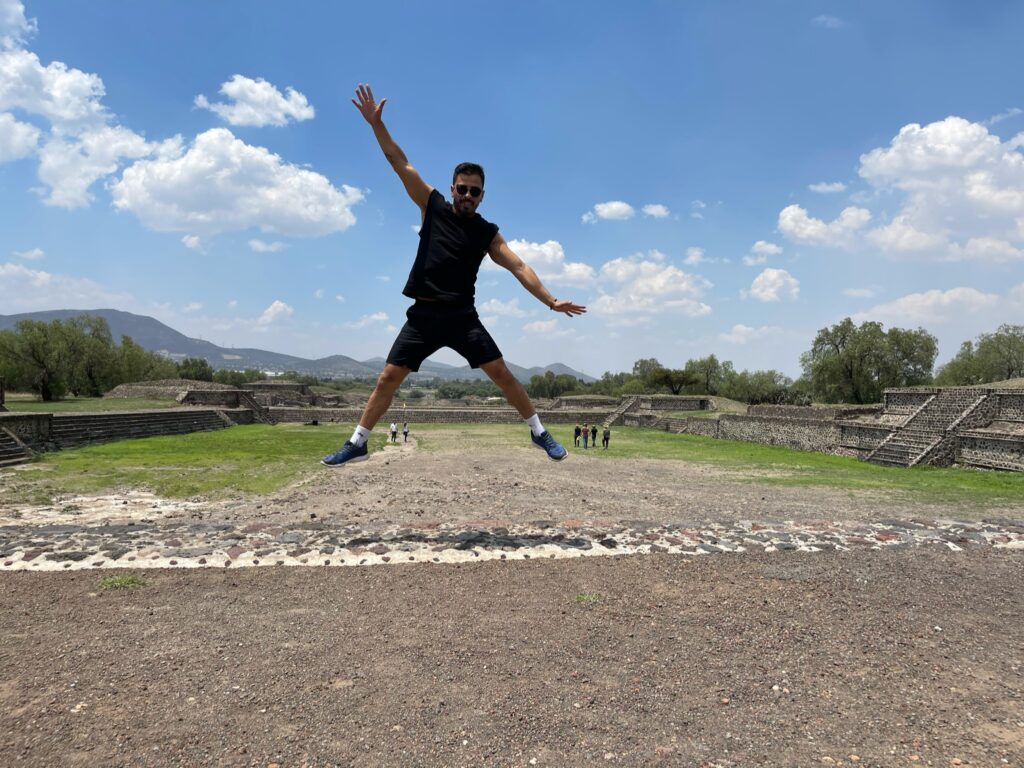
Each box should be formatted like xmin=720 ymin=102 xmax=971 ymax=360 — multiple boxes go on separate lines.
xmin=642 ymin=203 xmax=670 ymax=218
xmin=314 ymin=288 xmax=324 ymax=299
xmin=719 ymin=324 xmax=781 ymax=344
xmin=111 ymin=128 xmax=364 ymax=237
xmin=483 ymin=239 xmax=596 ymax=285
xmin=742 ymin=254 xmax=766 ymax=266
xmin=182 ymin=302 xmax=202 ymax=313
xmin=36 ymin=124 xmax=168 ymax=208
xmin=194 ymin=75 xmax=315 ymax=127
xmin=12 ymin=246 xmax=42 ymax=259
xmin=0 ymin=110 xmax=37 ymax=161
xmin=0 ymin=261 xmax=133 ymax=311
xmin=690 ymin=199 xmax=706 ymax=220
xmin=249 ymin=238 xmax=286 ymax=252
xmin=748 ymin=268 xmax=799 ymax=302
xmin=844 ymin=287 xmax=878 ymax=298
xmin=591 ymin=250 xmax=712 ymax=320
xmin=808 ymin=181 xmax=847 ymax=194
xmin=479 ymin=297 xmax=527 ymax=317
xmin=985 ymin=107 xmax=1022 ymax=127
xmin=227 ymin=299 xmax=238 ymax=309
xmin=257 ymin=299 xmax=293 ymax=326
xmin=0 ymin=48 xmax=107 ymax=131
xmin=0 ymin=0 xmax=35 ymax=50
xmin=181 ymin=235 xmax=202 ymax=251
xmin=683 ymin=246 xmax=705 ymax=265
xmin=582 ymin=200 xmax=635 ymax=223
xmin=813 ymin=15 xmax=846 ymax=29
xmin=335 ymin=294 xmax=345 ymax=302
xmin=751 ymin=240 xmax=782 ymax=256
xmin=852 ymin=287 xmax=1000 ymax=325
xmin=522 ymin=318 xmax=575 ymax=338
xmin=778 ymin=204 xmax=871 ymax=248
xmin=376 ymin=275 xmax=390 ymax=282
xmin=342 ymin=311 xmax=388 ymax=330
xmin=856 ymin=116 xmax=1024 ymax=263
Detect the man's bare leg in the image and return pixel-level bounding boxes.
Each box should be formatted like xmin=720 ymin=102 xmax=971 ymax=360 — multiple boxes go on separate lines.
xmin=322 ymin=363 xmax=411 ymax=466
xmin=480 ymin=358 xmax=567 ymax=460
xmin=480 ymin=358 xmax=535 ymax=418
xmin=359 ymin=363 xmax=412 ymax=429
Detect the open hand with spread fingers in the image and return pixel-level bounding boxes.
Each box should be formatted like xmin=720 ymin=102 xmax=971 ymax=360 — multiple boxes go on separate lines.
xmin=352 ymin=83 xmax=386 ymax=125
xmin=552 ymin=299 xmax=587 ymax=317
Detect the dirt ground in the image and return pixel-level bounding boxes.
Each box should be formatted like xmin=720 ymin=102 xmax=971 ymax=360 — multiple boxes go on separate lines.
xmin=2 ymin=442 xmax=1023 ymax=766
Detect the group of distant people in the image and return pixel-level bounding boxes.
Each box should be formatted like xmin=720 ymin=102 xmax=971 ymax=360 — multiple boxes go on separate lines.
xmin=573 ymin=422 xmax=610 ymax=450
xmin=388 ymin=422 xmax=410 ymax=443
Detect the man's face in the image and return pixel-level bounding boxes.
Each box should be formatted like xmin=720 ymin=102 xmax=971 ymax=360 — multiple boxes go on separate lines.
xmin=451 ymin=173 xmax=484 ymax=217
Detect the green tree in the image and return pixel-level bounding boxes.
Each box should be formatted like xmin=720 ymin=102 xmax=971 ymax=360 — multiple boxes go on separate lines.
xmin=64 ymin=316 xmax=116 ymax=397
xmin=647 ymin=367 xmax=699 ymax=395
xmin=631 ymin=358 xmax=662 ymax=381
xmin=526 ymin=370 xmax=579 ymax=398
xmin=113 ymin=336 xmax=178 ymax=384
xmin=0 ymin=320 xmax=70 ymax=401
xmin=177 ymin=357 xmax=214 ymax=382
xmin=800 ymin=318 xmax=937 ymax=403
xmin=683 ymin=354 xmax=725 ymax=395
xmin=935 ymin=325 xmax=1024 ymax=385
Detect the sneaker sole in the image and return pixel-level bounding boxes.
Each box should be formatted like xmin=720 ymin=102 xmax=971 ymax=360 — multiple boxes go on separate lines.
xmin=320 ymin=454 xmax=370 ymax=467
xmin=532 ymin=441 xmax=568 ymax=461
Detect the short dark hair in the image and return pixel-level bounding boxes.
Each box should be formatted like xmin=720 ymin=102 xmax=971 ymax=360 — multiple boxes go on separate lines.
xmin=452 ymin=162 xmax=485 ymax=186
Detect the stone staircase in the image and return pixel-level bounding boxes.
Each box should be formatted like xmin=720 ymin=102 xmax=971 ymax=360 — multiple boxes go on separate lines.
xmin=0 ymin=428 xmax=31 ymax=467
xmin=867 ymin=389 xmax=988 ymax=467
xmin=238 ymin=390 xmax=275 ymax=424
xmin=603 ymin=396 xmax=639 ymax=428
xmin=50 ymin=409 xmax=229 ymax=449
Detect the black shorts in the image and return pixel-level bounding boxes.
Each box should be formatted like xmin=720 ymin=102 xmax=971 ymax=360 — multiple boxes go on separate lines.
xmin=386 ymin=301 xmax=502 ymax=372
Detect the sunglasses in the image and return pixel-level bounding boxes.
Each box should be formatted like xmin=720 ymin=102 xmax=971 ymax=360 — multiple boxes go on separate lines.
xmin=455 ymin=184 xmax=483 ymax=198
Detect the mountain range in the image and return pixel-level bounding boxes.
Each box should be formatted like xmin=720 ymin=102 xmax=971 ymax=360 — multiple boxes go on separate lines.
xmin=0 ymin=309 xmax=596 ymax=383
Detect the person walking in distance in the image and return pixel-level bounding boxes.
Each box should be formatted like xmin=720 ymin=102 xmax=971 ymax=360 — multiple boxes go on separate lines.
xmin=574 ymin=423 xmax=582 ymax=447
xmin=322 ymin=84 xmax=586 ymax=467
xmin=402 ymin=422 xmax=410 ymax=443
xmin=602 ymin=425 xmax=610 ymax=449
xmin=582 ymin=422 xmax=589 ymax=450
xmin=389 ymin=421 xmax=398 ymax=443
xmin=590 ymin=423 xmax=597 ymax=448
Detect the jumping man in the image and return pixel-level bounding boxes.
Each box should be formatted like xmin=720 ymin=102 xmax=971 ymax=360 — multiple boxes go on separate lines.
xmin=322 ymin=84 xmax=586 ymax=467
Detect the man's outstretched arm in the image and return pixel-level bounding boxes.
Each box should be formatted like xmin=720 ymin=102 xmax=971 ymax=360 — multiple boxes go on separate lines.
xmin=488 ymin=234 xmax=587 ymax=316
xmin=351 ymin=83 xmax=433 ymax=211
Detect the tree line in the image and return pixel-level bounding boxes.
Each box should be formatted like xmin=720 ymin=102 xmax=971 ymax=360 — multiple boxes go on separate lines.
xmin=0 ymin=317 xmax=267 ymax=401
xmin=2 ymin=315 xmax=1021 ymax=404
xmin=527 ymin=321 xmax=1024 ymax=404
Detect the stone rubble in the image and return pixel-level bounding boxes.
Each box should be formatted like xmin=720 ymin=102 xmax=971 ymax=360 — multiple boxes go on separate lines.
xmin=1 ymin=515 xmax=1021 ymax=572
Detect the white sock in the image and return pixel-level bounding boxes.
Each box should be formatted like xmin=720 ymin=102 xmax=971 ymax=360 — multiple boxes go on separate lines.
xmin=526 ymin=414 xmax=545 ymax=437
xmin=350 ymin=425 xmax=371 ymax=447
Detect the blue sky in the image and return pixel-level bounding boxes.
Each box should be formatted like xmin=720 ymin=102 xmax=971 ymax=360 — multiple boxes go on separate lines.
xmin=2 ymin=1 xmax=1023 ymax=378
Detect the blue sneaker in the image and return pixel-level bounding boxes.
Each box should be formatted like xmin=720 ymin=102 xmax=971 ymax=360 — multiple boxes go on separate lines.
xmin=321 ymin=440 xmax=369 ymax=467
xmin=531 ymin=430 xmax=567 ymax=461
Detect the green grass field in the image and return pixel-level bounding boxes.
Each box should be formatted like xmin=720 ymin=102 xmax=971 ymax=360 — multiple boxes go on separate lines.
xmin=1 ymin=422 xmax=1021 ymax=510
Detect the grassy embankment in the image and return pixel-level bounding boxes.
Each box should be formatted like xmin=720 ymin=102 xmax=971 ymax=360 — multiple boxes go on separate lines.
xmin=2 ymin=423 xmax=1022 ymax=510
xmin=3 ymin=393 xmax=182 ymax=412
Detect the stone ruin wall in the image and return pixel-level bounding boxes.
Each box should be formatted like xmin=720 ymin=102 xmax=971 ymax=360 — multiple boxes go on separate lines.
xmin=637 ymin=395 xmax=710 ymax=411
xmin=0 ymin=413 xmax=52 ymax=450
xmin=747 ymin=404 xmax=880 ymax=420
xmin=883 ymin=390 xmax=936 ymax=415
xmin=177 ymin=389 xmax=243 ymax=407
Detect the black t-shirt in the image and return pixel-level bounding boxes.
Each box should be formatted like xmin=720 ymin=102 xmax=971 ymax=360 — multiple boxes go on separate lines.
xmin=402 ymin=189 xmax=500 ymax=303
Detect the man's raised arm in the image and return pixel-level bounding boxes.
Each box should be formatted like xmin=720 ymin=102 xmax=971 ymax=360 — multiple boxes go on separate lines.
xmin=488 ymin=234 xmax=587 ymax=316
xmin=352 ymin=83 xmax=433 ymax=211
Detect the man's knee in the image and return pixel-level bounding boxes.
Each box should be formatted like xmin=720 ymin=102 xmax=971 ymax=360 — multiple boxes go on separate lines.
xmin=482 ymin=359 xmax=515 ymax=386
xmin=376 ymin=365 xmax=408 ymax=391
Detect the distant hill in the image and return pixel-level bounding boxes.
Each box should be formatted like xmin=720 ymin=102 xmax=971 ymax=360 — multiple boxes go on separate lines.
xmin=0 ymin=309 xmax=596 ymax=383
